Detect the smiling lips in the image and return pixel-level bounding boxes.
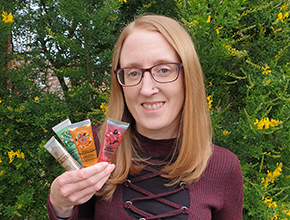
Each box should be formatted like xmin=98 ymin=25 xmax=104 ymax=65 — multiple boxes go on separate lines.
xmin=142 ymin=102 xmax=164 ymax=110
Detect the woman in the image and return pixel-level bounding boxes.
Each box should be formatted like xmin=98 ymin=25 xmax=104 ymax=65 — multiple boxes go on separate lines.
xmin=47 ymin=14 xmax=244 ymax=220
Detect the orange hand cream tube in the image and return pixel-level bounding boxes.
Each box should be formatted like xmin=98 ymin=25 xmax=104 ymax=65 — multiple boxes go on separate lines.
xmin=99 ymin=118 xmax=130 ymax=163
xmin=44 ymin=136 xmax=82 ymax=171
xmin=67 ymin=119 xmax=98 ymax=167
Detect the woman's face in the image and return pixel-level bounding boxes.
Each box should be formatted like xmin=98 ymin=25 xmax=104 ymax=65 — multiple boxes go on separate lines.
xmin=119 ymin=28 xmax=184 ymax=139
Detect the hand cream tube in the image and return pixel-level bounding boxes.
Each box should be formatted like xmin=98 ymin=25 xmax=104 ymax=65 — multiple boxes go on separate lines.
xmin=99 ymin=118 xmax=130 ymax=163
xmin=44 ymin=136 xmax=82 ymax=171
xmin=67 ymin=119 xmax=98 ymax=167
xmin=52 ymin=119 xmax=83 ymax=167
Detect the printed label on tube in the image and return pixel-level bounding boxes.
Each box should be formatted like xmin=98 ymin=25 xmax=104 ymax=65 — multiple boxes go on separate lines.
xmin=68 ymin=119 xmax=98 ymax=167
xmin=99 ymin=118 xmax=130 ymax=163
xmin=44 ymin=136 xmax=82 ymax=171
xmin=52 ymin=119 xmax=83 ymax=167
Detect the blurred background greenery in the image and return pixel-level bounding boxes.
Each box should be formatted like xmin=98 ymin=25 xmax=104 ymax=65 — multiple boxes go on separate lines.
xmin=0 ymin=0 xmax=289 ymax=219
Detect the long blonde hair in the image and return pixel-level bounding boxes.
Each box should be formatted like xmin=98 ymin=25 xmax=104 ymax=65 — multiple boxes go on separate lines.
xmin=97 ymin=14 xmax=212 ymax=200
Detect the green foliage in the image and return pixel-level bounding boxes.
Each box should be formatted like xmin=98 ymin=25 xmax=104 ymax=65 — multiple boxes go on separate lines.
xmin=177 ymin=0 xmax=290 ymax=219
xmin=1 ymin=0 xmax=289 ymax=219
xmin=0 ymin=0 xmax=182 ymax=218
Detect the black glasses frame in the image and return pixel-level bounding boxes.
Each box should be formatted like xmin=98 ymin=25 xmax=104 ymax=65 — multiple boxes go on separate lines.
xmin=114 ymin=62 xmax=183 ymax=87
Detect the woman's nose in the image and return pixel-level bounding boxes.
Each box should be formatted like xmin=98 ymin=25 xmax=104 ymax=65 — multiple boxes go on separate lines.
xmin=139 ymin=71 xmax=158 ymax=96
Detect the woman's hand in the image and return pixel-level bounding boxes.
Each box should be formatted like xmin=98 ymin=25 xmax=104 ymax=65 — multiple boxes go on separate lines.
xmin=49 ymin=162 xmax=115 ymax=218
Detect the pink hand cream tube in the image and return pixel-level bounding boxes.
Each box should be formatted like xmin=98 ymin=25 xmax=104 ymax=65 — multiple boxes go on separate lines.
xmin=44 ymin=136 xmax=82 ymax=171
xmin=98 ymin=118 xmax=130 ymax=163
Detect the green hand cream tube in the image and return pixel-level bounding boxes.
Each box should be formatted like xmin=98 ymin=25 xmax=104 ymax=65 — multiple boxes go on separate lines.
xmin=44 ymin=136 xmax=82 ymax=171
xmin=52 ymin=119 xmax=83 ymax=167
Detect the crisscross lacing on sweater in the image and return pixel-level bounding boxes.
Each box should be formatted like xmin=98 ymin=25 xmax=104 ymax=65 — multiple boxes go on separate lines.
xmin=122 ymin=165 xmax=190 ymax=220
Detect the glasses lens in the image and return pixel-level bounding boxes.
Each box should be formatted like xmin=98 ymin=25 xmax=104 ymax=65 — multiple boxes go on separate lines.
xmin=152 ymin=63 xmax=179 ymax=83
xmin=117 ymin=68 xmax=142 ymax=86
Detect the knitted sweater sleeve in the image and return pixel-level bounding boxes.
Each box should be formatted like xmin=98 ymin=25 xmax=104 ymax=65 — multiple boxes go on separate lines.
xmin=47 ymin=193 xmax=96 ymax=220
xmin=212 ymin=146 xmax=244 ymax=220
xmin=46 ymin=194 xmax=79 ymax=220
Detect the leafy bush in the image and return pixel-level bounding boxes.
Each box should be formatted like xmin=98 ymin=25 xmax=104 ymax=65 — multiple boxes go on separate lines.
xmin=0 ymin=0 xmax=179 ymax=218
xmin=177 ymin=0 xmax=290 ymax=219
xmin=1 ymin=0 xmax=289 ymax=219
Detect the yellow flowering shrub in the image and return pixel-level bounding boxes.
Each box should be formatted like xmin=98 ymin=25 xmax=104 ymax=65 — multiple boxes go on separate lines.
xmin=178 ymin=0 xmax=290 ymax=219
xmin=1 ymin=0 xmax=289 ymax=219
xmin=259 ymin=162 xmax=290 ymax=219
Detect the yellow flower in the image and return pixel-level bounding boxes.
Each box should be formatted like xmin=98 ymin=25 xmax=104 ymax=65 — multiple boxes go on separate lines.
xmin=208 ymin=81 xmax=212 ymax=87
xmin=2 ymin=11 xmax=13 ymax=23
xmin=216 ymin=26 xmax=223 ymax=35
xmin=264 ymin=197 xmax=273 ymax=204
xmin=17 ymin=204 xmax=23 ymax=209
xmin=277 ymin=12 xmax=283 ymax=22
xmin=276 ymin=12 xmax=289 ymax=22
xmin=0 ymin=170 xmax=4 ymax=175
xmin=206 ymin=15 xmax=211 ymax=23
xmin=264 ymin=117 xmax=270 ymax=129
xmin=34 ymin=96 xmax=39 ymax=101
xmin=254 ymin=117 xmax=282 ymax=130
xmin=0 ymin=99 xmax=2 ymax=103
xmin=100 ymin=103 xmax=108 ymax=115
xmin=261 ymin=64 xmax=271 ymax=75
xmin=8 ymin=150 xmax=25 ymax=163
xmin=280 ymin=3 xmax=289 ymax=10
xmin=207 ymin=95 xmax=213 ymax=109
xmin=19 ymin=152 xmax=25 ymax=159
xmin=119 ymin=0 xmax=127 ymax=2
xmin=269 ymin=201 xmax=278 ymax=208
xmin=270 ymin=213 xmax=278 ymax=220
xmin=8 ymin=150 xmax=15 ymax=163
xmin=271 ymin=26 xmax=282 ymax=34
xmin=223 ymin=130 xmax=230 ymax=136
xmin=261 ymin=163 xmax=283 ymax=188
xmin=0 ymin=156 xmax=2 ymax=163
xmin=13 ymin=211 xmax=21 ymax=217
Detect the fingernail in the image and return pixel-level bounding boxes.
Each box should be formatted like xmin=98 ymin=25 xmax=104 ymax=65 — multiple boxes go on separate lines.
xmin=109 ymin=164 xmax=116 ymax=170
xmin=98 ymin=162 xmax=109 ymax=168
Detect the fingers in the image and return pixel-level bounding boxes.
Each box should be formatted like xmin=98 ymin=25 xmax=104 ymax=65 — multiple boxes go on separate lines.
xmin=50 ymin=162 xmax=115 ymax=215
xmin=68 ymin=171 xmax=112 ymax=205
xmin=62 ymin=162 xmax=110 ymax=184
xmin=60 ymin=163 xmax=115 ymax=198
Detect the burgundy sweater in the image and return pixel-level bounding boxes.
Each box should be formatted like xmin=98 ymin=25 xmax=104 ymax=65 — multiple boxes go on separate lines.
xmin=47 ymin=127 xmax=244 ymax=219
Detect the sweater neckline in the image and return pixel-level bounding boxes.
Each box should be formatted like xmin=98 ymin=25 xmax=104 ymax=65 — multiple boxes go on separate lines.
xmin=134 ymin=131 xmax=177 ymax=158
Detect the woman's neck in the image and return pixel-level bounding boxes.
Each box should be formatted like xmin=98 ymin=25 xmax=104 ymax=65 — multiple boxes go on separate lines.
xmin=134 ymin=131 xmax=177 ymax=158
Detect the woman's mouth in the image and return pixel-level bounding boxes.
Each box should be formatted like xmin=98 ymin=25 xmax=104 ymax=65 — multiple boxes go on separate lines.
xmin=142 ymin=102 xmax=164 ymax=110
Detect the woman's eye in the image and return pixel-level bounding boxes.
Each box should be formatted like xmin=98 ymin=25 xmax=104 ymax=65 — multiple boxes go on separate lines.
xmin=128 ymin=71 xmax=139 ymax=77
xmin=160 ymin=68 xmax=169 ymax=73
xmin=157 ymin=67 xmax=170 ymax=74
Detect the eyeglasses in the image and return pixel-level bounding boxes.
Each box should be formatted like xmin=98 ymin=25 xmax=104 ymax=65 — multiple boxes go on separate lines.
xmin=114 ymin=62 xmax=183 ymax=87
